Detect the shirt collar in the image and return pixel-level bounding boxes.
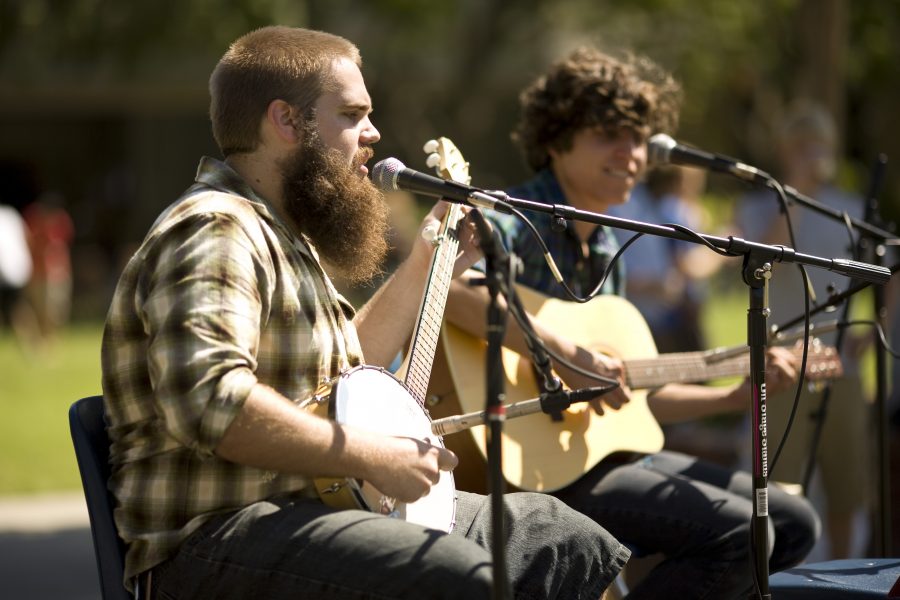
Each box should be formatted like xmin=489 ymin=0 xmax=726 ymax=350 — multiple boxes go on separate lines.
xmin=195 ymin=156 xmax=270 ymax=209
xmin=193 ymin=156 xmax=326 ymax=262
xmin=531 ymin=168 xmax=571 ymax=207
xmin=528 ymin=169 xmax=612 ymax=244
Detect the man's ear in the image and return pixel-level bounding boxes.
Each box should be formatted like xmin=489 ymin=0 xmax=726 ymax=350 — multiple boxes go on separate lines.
xmin=266 ymin=99 xmax=302 ymax=144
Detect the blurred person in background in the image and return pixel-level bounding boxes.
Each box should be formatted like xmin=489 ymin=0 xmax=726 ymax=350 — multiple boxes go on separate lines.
xmin=0 ymin=201 xmax=34 ymax=346
xmin=23 ymin=191 xmax=74 ymax=346
xmin=608 ymin=164 xmax=723 ymax=354
xmin=736 ymin=100 xmax=870 ymax=559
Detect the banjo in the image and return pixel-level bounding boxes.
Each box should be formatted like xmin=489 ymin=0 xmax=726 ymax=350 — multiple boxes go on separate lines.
xmin=303 ymin=138 xmax=469 ymax=532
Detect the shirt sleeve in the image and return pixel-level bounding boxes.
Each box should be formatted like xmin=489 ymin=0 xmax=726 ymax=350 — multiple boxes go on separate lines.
xmin=138 ymin=212 xmax=270 ymax=458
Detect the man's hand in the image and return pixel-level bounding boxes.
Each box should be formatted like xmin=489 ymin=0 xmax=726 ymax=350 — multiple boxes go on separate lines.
xmin=555 ymin=348 xmax=631 ymax=415
xmin=363 ymin=436 xmax=458 ymax=504
xmin=762 ymin=345 xmax=800 ymax=395
xmin=452 ymin=209 xmax=483 ymax=278
xmin=412 ymin=202 xmax=483 ymax=278
xmin=729 ymin=345 xmax=801 ymax=404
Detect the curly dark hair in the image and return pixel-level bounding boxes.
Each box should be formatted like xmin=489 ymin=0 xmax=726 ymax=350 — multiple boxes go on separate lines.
xmin=512 ymin=46 xmax=682 ymax=172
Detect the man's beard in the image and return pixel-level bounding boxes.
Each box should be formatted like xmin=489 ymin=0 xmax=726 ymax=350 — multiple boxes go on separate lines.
xmin=279 ymin=129 xmax=389 ymax=285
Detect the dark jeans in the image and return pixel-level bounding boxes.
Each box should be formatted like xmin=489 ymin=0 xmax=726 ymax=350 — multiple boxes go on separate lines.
xmin=553 ymin=450 xmax=821 ymax=600
xmin=147 ymin=490 xmax=629 ymax=600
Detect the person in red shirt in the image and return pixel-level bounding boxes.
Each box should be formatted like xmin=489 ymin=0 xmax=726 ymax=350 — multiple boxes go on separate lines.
xmin=23 ymin=191 xmax=74 ymax=344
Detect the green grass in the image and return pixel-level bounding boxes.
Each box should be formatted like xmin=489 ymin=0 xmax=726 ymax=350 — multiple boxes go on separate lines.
xmin=0 ymin=323 xmax=103 ymax=494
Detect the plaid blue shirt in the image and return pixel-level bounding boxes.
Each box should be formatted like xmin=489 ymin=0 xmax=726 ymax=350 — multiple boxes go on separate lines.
xmin=484 ymin=169 xmax=625 ymax=298
xmin=101 ymin=157 xmax=364 ymax=588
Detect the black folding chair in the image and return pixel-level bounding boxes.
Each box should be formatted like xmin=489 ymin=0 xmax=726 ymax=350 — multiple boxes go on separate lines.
xmin=69 ymin=395 xmax=132 ymax=600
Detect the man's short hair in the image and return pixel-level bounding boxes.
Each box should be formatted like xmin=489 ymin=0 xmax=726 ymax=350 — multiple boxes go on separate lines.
xmin=209 ymin=26 xmax=361 ymax=157
xmin=513 ymin=46 xmax=682 ymax=172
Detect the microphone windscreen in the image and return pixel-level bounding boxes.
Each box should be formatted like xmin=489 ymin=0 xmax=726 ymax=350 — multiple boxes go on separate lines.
xmin=370 ymin=158 xmax=405 ymax=191
xmin=647 ymin=133 xmax=676 ymax=166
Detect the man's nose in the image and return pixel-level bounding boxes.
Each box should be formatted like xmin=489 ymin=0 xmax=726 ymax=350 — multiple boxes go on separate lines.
xmin=361 ymin=117 xmax=380 ymax=145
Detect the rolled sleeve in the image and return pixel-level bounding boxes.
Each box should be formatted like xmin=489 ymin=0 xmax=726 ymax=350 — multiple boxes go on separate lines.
xmin=198 ymin=365 xmax=258 ymax=455
xmin=141 ymin=213 xmax=270 ymax=457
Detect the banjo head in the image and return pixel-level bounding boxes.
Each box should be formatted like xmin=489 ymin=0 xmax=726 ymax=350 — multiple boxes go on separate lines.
xmin=329 ymin=365 xmax=457 ymax=532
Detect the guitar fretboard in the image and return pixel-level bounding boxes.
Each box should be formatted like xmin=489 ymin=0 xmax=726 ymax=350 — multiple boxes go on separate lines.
xmin=404 ymin=205 xmax=463 ymax=405
xmin=625 ymin=351 xmax=752 ymax=389
xmin=624 ymin=342 xmax=838 ymax=389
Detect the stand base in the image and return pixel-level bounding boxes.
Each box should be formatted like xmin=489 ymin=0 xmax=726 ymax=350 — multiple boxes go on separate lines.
xmin=768 ymin=558 xmax=900 ymax=598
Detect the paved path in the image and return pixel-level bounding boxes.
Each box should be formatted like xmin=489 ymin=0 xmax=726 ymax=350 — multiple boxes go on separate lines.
xmin=0 ymin=492 xmax=100 ymax=600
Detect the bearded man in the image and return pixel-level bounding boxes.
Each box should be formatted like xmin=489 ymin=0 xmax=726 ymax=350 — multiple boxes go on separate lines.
xmin=100 ymin=26 xmax=628 ymax=600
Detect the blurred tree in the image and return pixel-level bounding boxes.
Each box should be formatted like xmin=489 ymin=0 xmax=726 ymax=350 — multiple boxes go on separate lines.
xmin=0 ymin=0 xmax=309 ymax=79
xmin=0 ymin=0 xmax=896 ymax=242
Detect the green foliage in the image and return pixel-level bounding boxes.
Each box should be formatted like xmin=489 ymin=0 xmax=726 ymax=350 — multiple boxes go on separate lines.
xmin=0 ymin=0 xmax=311 ymax=80
xmin=2 ymin=0 xmax=898 ymax=221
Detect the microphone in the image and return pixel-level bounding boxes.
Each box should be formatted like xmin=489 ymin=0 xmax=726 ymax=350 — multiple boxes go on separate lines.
xmin=371 ymin=158 xmax=504 ymax=209
xmin=647 ymin=133 xmax=770 ymax=184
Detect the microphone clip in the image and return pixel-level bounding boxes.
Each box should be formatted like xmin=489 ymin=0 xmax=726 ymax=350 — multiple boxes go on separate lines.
xmin=531 ymin=362 xmax=564 ymax=421
xmin=551 ymin=205 xmax=569 ymax=233
xmin=538 ymin=384 xmax=611 ymax=418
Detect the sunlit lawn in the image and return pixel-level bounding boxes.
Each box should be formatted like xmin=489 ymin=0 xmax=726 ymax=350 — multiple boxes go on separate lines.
xmin=0 ymin=323 xmax=103 ymax=494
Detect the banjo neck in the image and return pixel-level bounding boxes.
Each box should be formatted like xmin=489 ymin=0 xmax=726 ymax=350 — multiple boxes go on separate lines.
xmin=403 ymin=204 xmax=464 ymax=405
xmin=403 ymin=137 xmax=472 ymax=406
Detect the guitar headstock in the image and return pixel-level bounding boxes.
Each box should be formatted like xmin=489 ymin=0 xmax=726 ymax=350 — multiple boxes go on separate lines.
xmin=802 ymin=337 xmax=844 ymax=383
xmin=423 ymin=137 xmax=471 ymax=186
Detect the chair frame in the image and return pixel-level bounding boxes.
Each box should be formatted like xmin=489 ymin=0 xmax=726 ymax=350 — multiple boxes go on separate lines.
xmin=69 ymin=395 xmax=133 ymax=600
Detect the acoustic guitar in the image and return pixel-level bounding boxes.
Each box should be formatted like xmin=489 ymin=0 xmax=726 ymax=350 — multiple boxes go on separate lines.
xmin=427 ymin=286 xmax=843 ymax=494
xmin=421 ymin=141 xmax=843 ymax=494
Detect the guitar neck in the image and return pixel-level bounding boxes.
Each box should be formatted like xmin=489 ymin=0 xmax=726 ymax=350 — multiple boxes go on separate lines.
xmin=622 ymin=340 xmax=840 ymax=389
xmin=624 ymin=349 xmax=752 ymax=389
xmin=404 ymin=205 xmax=463 ymax=404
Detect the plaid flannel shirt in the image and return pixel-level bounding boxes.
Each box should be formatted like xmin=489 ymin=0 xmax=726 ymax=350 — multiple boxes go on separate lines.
xmin=101 ymin=156 xmax=364 ymax=588
xmin=483 ymin=168 xmax=625 ymax=298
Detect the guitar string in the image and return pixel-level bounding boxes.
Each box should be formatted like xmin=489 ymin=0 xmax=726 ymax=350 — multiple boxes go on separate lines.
xmin=625 ymin=346 xmax=836 ymax=388
xmin=405 ymin=212 xmax=461 ymax=403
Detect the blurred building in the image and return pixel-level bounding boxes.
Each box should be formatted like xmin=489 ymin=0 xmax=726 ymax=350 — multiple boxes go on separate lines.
xmin=0 ymin=78 xmax=220 ymax=318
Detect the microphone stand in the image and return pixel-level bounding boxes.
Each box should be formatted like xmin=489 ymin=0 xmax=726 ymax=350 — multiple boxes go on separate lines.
xmin=452 ymin=189 xmax=891 ymax=599
xmin=773 ymin=261 xmax=900 ymax=334
xmin=765 ymin=154 xmax=899 ymax=556
xmin=771 ymin=262 xmax=900 ymax=553
xmin=464 ymin=210 xmax=617 ymax=600
xmin=468 ymin=211 xmax=512 ymax=600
